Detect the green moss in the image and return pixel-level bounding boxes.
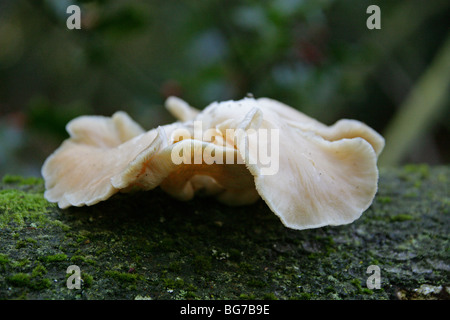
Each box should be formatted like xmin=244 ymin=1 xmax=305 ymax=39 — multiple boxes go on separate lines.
xmin=162 ymin=276 xmax=185 ymax=289
xmin=32 ymin=278 xmax=52 ymax=290
xmin=228 ymin=249 xmax=242 ymax=261
xmin=15 ymin=240 xmax=27 ymax=249
xmin=70 ymin=255 xmax=96 ymax=265
xmin=159 ymin=237 xmax=176 ymax=251
xmin=361 ymin=288 xmax=374 ymax=295
xmin=25 ymin=237 xmax=37 ymax=244
xmin=297 ymin=292 xmax=313 ymax=300
xmin=239 ymin=262 xmax=255 ymax=274
xmin=437 ymin=173 xmax=448 ymax=183
xmin=105 ymin=270 xmax=140 ymax=283
xmin=11 ymin=258 xmax=30 ymax=268
xmin=193 ymin=255 xmax=212 ymax=272
xmin=167 ymin=261 xmax=182 ymax=272
xmin=82 ymin=273 xmax=93 ymax=288
xmin=95 ymin=247 xmax=108 ymax=256
xmin=377 ymin=196 xmax=392 ymax=204
xmin=75 ymin=232 xmax=90 ymax=243
xmin=239 ymin=293 xmax=257 ymax=300
xmin=2 ymin=175 xmax=43 ymax=186
xmin=350 ymin=278 xmax=373 ymax=295
xmin=0 ymin=254 xmax=9 ymax=265
xmin=390 ymin=214 xmax=414 ymax=222
xmin=325 ymin=285 xmax=337 ymax=293
xmin=9 ymin=270 xmax=52 ymax=290
xmin=403 ymin=164 xmax=430 ymax=179
xmin=247 ymin=278 xmax=267 ymax=288
xmin=40 ymin=253 xmax=68 ymax=262
xmin=7 ymin=273 xmax=31 ymax=287
xmin=263 ymin=293 xmax=277 ymax=300
xmin=181 ymin=290 xmax=197 ymax=299
xmin=404 ymin=191 xmax=418 ymax=198
xmin=15 ymin=238 xmax=38 ymax=249
xmin=0 ymin=166 xmax=448 ymax=299
xmin=0 ymin=189 xmax=56 ymax=229
xmin=31 ymin=265 xmax=47 ymax=278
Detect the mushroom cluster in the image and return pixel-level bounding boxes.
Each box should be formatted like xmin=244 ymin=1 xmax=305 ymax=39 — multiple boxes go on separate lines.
xmin=42 ymin=97 xmax=384 ymax=230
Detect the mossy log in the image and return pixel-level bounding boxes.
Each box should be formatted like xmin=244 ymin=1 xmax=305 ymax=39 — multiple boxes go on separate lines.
xmin=0 ymin=165 xmax=448 ymax=300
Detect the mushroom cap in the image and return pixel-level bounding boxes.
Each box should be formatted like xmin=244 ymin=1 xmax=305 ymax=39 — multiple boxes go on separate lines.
xmin=42 ymin=111 xmax=157 ymax=208
xmin=42 ymin=97 xmax=384 ymax=230
xmin=42 ymin=108 xmax=259 ymax=209
xmin=191 ymin=97 xmax=384 ymax=229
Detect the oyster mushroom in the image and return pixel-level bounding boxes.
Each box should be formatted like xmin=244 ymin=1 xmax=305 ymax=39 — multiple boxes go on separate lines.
xmin=41 ymin=97 xmax=384 ymax=230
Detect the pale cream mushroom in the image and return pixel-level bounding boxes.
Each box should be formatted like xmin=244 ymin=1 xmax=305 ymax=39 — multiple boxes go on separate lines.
xmin=42 ymin=102 xmax=258 ymax=209
xmin=188 ymin=97 xmax=385 ymax=229
xmin=42 ymin=97 xmax=384 ymax=230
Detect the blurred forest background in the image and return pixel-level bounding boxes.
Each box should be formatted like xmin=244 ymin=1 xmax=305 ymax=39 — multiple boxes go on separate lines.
xmin=0 ymin=0 xmax=449 ymax=177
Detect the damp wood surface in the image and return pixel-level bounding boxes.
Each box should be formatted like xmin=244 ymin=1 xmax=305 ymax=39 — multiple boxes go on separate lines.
xmin=0 ymin=165 xmax=448 ymax=300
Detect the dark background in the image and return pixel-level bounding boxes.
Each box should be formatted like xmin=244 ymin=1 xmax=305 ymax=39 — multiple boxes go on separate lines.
xmin=0 ymin=0 xmax=449 ymax=177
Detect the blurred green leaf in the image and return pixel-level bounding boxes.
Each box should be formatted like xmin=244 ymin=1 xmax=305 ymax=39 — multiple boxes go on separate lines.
xmin=26 ymin=96 xmax=91 ymax=139
xmin=95 ymin=5 xmax=150 ymax=37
